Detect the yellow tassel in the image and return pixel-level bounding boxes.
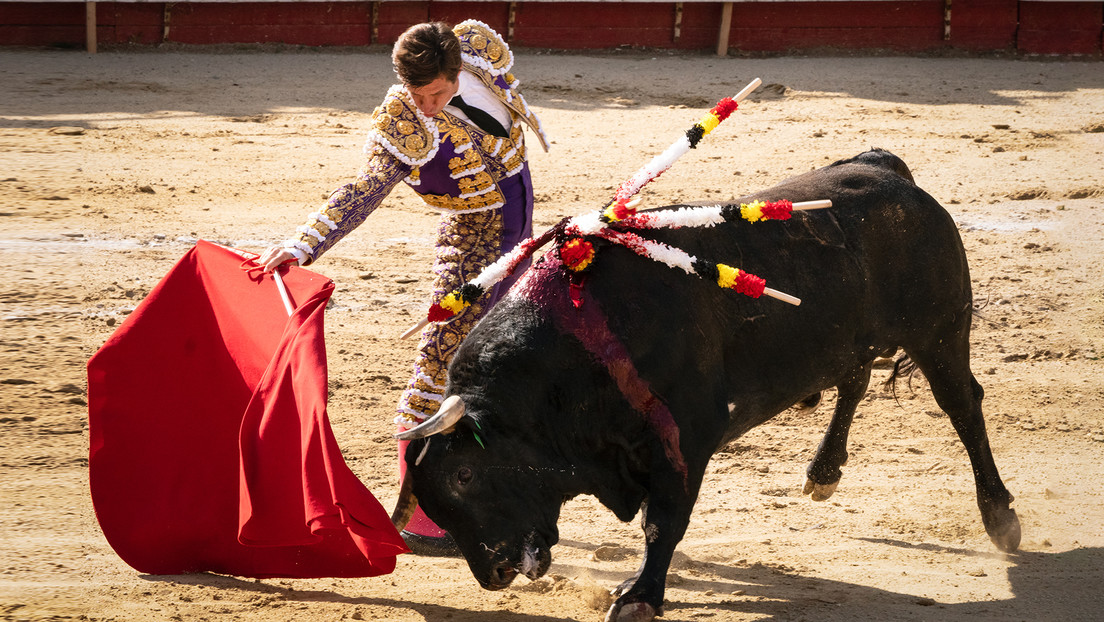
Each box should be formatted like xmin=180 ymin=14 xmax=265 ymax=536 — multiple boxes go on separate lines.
xmin=602 ymin=201 xmax=623 ymax=222
xmin=440 ymin=292 xmax=466 ymax=314
xmin=740 ymin=200 xmax=766 ymax=223
xmin=699 ymin=113 xmax=721 ymax=135
xmin=569 ymin=256 xmax=593 ymax=271
xmin=716 ymin=263 xmax=741 ymax=289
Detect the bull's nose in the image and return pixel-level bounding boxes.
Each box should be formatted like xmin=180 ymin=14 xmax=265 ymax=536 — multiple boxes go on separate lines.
xmin=488 ymin=559 xmax=518 ymax=589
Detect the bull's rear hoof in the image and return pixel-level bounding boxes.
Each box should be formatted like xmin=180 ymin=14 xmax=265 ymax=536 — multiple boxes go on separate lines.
xmin=401 ymin=529 xmax=461 ymax=557
xmin=605 ymin=601 xmax=657 ymax=622
xmin=985 ymin=508 xmax=1022 ymax=553
xmin=802 ymin=478 xmax=839 ymax=501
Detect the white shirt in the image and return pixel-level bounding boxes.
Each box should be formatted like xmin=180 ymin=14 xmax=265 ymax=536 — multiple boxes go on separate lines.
xmin=443 ymin=70 xmax=512 ymax=133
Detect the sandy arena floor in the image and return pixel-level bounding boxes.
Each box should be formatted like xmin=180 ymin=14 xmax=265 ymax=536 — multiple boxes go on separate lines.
xmin=2 ymin=48 xmax=1103 ymax=621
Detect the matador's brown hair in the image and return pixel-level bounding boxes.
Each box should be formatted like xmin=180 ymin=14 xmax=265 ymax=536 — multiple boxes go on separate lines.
xmin=392 ymin=22 xmax=463 ymax=88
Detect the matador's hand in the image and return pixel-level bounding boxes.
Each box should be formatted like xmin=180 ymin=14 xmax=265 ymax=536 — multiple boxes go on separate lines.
xmin=258 ymin=246 xmax=300 ymax=273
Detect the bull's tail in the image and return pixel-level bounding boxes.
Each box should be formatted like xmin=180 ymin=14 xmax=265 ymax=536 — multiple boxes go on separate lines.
xmin=883 ymin=353 xmax=921 ymax=399
xmin=883 ymin=297 xmax=991 ymax=402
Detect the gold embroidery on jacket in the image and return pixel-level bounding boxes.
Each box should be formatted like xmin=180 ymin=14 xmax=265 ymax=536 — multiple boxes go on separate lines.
xmin=455 ymin=22 xmax=511 ymax=73
xmin=457 ymin=171 xmax=495 ymax=196
xmin=371 ymin=91 xmax=433 ymax=162
xmin=419 ymin=190 xmax=505 ymax=213
xmin=449 ymin=147 xmax=482 ymax=177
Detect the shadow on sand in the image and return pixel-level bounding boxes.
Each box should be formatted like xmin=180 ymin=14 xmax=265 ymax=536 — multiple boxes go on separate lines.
xmin=143 ymin=542 xmax=1103 ymax=621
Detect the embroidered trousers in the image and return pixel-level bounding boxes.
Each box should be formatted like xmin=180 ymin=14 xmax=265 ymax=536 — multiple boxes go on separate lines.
xmin=396 ymin=166 xmax=534 ymax=423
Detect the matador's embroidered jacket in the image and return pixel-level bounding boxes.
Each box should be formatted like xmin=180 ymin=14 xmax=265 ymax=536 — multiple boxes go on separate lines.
xmin=282 ymin=20 xmax=550 ymax=265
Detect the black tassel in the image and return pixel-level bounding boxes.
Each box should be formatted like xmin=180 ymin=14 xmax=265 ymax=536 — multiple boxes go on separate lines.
xmin=692 ymin=257 xmax=718 ymax=282
xmin=685 ymin=124 xmax=706 ymax=148
xmin=458 ymin=283 xmax=485 ymax=303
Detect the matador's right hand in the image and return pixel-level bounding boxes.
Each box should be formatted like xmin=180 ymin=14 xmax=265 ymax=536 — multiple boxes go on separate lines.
xmin=257 ymin=246 xmax=301 ymax=273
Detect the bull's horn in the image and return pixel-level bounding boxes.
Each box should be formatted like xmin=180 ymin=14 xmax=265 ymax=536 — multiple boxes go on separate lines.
xmin=395 ymin=395 xmax=465 ymax=440
xmin=390 ymin=473 xmax=418 ymax=532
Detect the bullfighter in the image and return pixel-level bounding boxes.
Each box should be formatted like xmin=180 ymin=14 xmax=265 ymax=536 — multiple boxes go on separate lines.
xmin=259 ymin=19 xmax=550 ymax=555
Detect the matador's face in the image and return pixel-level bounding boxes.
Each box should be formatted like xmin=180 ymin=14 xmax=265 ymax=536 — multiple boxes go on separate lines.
xmin=408 ymin=75 xmax=460 ymax=118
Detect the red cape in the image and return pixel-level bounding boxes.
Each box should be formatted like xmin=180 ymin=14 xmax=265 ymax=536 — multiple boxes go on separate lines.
xmin=88 ymin=240 xmax=408 ymax=578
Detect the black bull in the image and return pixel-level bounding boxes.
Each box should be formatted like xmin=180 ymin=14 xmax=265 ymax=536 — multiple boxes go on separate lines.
xmin=392 ymin=150 xmax=1020 ymax=622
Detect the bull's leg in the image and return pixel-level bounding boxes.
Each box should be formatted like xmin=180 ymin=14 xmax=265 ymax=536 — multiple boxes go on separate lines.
xmin=804 ymin=362 xmax=873 ymax=501
xmin=605 ymin=472 xmax=701 ymax=622
xmin=904 ymin=341 xmax=1021 ymax=552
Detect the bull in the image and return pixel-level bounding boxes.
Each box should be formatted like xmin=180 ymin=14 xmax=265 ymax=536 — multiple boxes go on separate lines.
xmin=391 ymin=149 xmax=1020 ymax=622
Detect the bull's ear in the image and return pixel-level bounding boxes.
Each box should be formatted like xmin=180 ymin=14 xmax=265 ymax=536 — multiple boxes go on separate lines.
xmin=458 ymin=416 xmax=486 ymax=449
xmin=395 ymin=395 xmax=465 ymax=440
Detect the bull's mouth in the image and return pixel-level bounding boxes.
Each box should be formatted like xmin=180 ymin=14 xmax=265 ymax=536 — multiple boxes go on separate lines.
xmin=520 ymin=537 xmax=551 ymax=581
xmin=475 ymin=538 xmax=552 ymax=590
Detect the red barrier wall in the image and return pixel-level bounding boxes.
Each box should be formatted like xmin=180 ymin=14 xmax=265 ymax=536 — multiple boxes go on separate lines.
xmin=1 ymin=1 xmax=1100 ymax=55
xmin=1017 ymin=1 xmax=1104 ymax=54
xmin=727 ymin=1 xmax=944 ymax=52
xmin=949 ymin=0 xmax=1018 ymax=51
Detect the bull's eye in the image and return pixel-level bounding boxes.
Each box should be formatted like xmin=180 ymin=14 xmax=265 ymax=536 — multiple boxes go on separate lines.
xmin=457 ymin=466 xmax=473 ymax=486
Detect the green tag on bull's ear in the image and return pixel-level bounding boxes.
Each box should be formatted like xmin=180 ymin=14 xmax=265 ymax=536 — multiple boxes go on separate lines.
xmin=468 ymin=418 xmax=485 ymax=448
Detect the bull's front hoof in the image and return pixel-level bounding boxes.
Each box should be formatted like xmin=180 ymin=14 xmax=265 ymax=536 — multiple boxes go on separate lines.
xmin=802 ymin=478 xmax=839 ymax=501
xmin=605 ymin=601 xmax=657 ymax=622
xmin=984 ymin=507 xmax=1022 ymax=553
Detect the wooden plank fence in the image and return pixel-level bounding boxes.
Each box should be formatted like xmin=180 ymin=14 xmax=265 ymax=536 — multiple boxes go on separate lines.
xmin=1 ymin=1 xmax=1100 ymax=56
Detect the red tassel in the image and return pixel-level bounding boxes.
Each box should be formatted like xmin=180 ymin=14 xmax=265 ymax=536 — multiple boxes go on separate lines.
xmin=734 ymin=272 xmax=766 ymax=298
xmin=561 ymin=238 xmax=595 ymax=271
xmin=711 ymin=97 xmax=738 ymax=122
xmin=762 ymin=200 xmax=793 ymax=221
xmin=612 ymin=201 xmax=634 ymax=220
xmin=427 ymin=304 xmax=455 ymax=322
